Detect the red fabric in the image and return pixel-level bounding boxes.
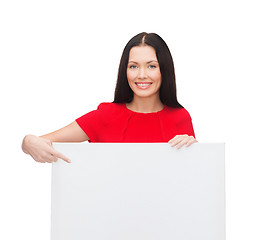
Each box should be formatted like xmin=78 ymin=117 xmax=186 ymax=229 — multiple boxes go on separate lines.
xmin=76 ymin=102 xmax=195 ymax=143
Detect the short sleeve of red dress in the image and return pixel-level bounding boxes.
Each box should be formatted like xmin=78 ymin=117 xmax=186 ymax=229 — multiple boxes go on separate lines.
xmin=75 ymin=103 xmax=109 ymax=142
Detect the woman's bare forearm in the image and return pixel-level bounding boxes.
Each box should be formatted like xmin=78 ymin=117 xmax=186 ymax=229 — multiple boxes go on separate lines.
xmin=40 ymin=121 xmax=89 ymax=142
xmin=22 ymin=121 xmax=89 ymax=163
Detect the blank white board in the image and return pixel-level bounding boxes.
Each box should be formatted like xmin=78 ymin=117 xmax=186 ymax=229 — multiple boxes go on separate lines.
xmin=51 ymin=143 xmax=225 ymax=240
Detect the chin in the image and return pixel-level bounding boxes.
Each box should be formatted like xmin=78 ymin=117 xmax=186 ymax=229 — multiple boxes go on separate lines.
xmin=134 ymin=91 xmax=159 ymax=99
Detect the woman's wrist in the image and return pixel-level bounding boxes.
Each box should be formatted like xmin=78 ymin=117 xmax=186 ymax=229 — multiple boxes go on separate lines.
xmin=22 ymin=134 xmax=37 ymax=154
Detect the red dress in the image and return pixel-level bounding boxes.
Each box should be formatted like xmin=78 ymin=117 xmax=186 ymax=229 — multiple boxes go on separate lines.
xmin=76 ymin=102 xmax=195 ymax=143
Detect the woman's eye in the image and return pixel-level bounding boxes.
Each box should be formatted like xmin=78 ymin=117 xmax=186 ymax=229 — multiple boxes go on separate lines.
xmin=129 ymin=65 xmax=137 ymax=69
xmin=148 ymin=65 xmax=157 ymax=69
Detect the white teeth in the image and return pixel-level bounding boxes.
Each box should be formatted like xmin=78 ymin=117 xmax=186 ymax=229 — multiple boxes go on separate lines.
xmin=136 ymin=83 xmax=151 ymax=87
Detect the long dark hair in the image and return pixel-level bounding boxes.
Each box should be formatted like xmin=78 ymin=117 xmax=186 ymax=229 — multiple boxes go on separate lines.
xmin=113 ymin=32 xmax=183 ymax=108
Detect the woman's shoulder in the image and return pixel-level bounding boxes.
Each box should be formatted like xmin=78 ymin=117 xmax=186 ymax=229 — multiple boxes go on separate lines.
xmin=95 ymin=102 xmax=127 ymax=117
xmin=97 ymin=102 xmax=125 ymax=111
xmin=92 ymin=102 xmax=129 ymax=126
xmin=163 ymin=106 xmax=192 ymax=120
xmin=97 ymin=102 xmax=122 ymax=108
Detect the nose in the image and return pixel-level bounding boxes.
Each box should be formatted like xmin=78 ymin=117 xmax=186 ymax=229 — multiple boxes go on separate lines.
xmin=138 ymin=67 xmax=147 ymax=79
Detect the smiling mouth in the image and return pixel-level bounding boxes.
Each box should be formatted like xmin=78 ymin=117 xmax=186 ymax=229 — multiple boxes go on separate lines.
xmin=135 ymin=82 xmax=152 ymax=89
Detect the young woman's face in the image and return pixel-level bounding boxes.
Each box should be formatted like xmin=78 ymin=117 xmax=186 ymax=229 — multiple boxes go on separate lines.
xmin=127 ymin=45 xmax=162 ymax=99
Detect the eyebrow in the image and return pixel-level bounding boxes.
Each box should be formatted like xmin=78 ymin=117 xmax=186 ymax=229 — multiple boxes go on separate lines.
xmin=128 ymin=60 xmax=158 ymax=64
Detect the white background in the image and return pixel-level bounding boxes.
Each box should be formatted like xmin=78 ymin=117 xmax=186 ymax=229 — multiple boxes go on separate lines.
xmin=0 ymin=0 xmax=252 ymax=239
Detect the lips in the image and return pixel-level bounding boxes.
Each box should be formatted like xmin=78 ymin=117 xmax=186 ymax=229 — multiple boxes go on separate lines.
xmin=135 ymin=82 xmax=152 ymax=89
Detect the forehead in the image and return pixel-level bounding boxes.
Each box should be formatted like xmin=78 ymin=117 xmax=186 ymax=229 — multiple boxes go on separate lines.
xmin=128 ymin=45 xmax=157 ymax=62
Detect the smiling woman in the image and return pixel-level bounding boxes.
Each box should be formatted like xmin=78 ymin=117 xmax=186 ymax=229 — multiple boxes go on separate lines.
xmin=127 ymin=45 xmax=162 ymax=105
xmin=114 ymin=32 xmax=181 ymax=109
xmin=22 ymin=32 xmax=197 ymax=163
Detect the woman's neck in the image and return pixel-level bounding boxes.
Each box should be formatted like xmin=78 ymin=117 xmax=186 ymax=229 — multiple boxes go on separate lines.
xmin=126 ymin=95 xmax=164 ymax=113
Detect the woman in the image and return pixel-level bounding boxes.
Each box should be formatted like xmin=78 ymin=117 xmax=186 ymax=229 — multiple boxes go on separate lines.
xmin=22 ymin=32 xmax=197 ymax=163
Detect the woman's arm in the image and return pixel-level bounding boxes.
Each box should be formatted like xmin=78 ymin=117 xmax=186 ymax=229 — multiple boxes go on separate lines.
xmin=22 ymin=121 xmax=89 ymax=163
xmin=40 ymin=121 xmax=89 ymax=142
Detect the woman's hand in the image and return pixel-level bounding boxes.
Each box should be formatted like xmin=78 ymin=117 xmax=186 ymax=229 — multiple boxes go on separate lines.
xmin=168 ymin=134 xmax=198 ymax=149
xmin=22 ymin=134 xmax=71 ymax=163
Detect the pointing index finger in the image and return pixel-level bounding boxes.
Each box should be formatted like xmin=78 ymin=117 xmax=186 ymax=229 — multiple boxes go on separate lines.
xmin=52 ymin=149 xmax=71 ymax=163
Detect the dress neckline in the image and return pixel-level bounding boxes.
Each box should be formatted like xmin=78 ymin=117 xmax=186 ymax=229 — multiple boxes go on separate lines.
xmin=123 ymin=103 xmax=166 ymax=114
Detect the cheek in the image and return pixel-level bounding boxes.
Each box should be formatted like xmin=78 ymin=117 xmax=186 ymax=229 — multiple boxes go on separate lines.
xmin=149 ymin=70 xmax=161 ymax=83
xmin=127 ymin=70 xmax=137 ymax=83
